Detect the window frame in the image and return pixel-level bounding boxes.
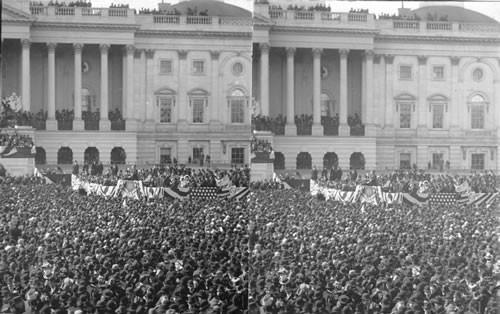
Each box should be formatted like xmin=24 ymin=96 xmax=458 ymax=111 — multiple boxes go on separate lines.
xmin=156 ymin=89 xmax=176 ymax=124
xmin=231 ymin=147 xmax=245 ymax=164
xmin=232 ymin=62 xmax=244 ymax=76
xmin=399 ymin=153 xmax=411 ymax=170
xmin=192 ymin=147 xmax=204 ymax=164
xmin=431 ymin=65 xmax=445 ymax=81
xmin=228 ymin=88 xmax=247 ymax=124
xmin=398 ymin=102 xmax=412 ymax=129
xmin=470 ymin=105 xmax=484 ymax=129
xmin=159 ymin=59 xmax=173 ymax=75
xmin=471 ymin=153 xmax=484 ymax=170
xmin=399 ymin=64 xmax=413 ymax=80
xmin=191 ymin=97 xmax=205 ymax=124
xmin=432 ymin=103 xmax=444 ymax=129
xmin=192 ymin=60 xmax=205 ymax=75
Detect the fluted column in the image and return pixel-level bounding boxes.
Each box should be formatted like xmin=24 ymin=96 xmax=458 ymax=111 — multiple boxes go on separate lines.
xmin=259 ymin=43 xmax=270 ymax=117
xmin=99 ymin=44 xmax=110 ymax=131
xmin=312 ymin=48 xmax=323 ymax=135
xmin=384 ymin=54 xmax=394 ymax=130
xmin=417 ymin=55 xmax=427 ymax=131
xmin=145 ymin=49 xmax=155 ymax=127
xmin=46 ymin=43 xmax=57 ymax=130
xmin=210 ymin=50 xmax=221 ymax=127
xmin=177 ymin=50 xmax=188 ymax=128
xmin=122 ymin=49 xmax=127 ymax=119
xmin=365 ymin=49 xmax=375 ymax=136
xmin=450 ymin=56 xmax=460 ymax=134
xmin=285 ymin=47 xmax=296 ymax=136
xmin=339 ymin=49 xmax=350 ymax=136
xmin=21 ymin=39 xmax=31 ymax=112
xmin=125 ymin=44 xmax=137 ymax=130
xmin=73 ymin=43 xmax=84 ymax=130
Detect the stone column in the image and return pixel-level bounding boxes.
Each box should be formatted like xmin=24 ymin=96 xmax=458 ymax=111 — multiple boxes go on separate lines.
xmin=145 ymin=49 xmax=155 ymax=128
xmin=99 ymin=44 xmax=110 ymax=131
xmin=450 ymin=56 xmax=460 ymax=135
xmin=417 ymin=55 xmax=427 ymax=132
xmin=259 ymin=43 xmax=270 ymax=117
xmin=21 ymin=39 xmax=31 ymax=112
xmin=339 ymin=49 xmax=350 ymax=136
xmin=125 ymin=45 xmax=137 ymax=130
xmin=73 ymin=43 xmax=84 ymax=130
xmin=177 ymin=50 xmax=188 ymax=129
xmin=364 ymin=49 xmax=375 ymax=136
xmin=134 ymin=49 xmax=146 ymax=123
xmin=285 ymin=47 xmax=296 ymax=135
xmin=496 ymin=58 xmax=500 ymax=138
xmin=46 ymin=42 xmax=58 ymax=130
xmin=384 ymin=54 xmax=394 ymax=130
xmin=122 ymin=48 xmax=127 ymax=119
xmin=210 ymin=50 xmax=221 ymax=128
xmin=312 ymin=48 xmax=323 ymax=135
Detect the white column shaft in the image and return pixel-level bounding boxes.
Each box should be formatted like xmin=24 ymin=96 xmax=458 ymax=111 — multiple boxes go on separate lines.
xmin=312 ymin=49 xmax=321 ymax=125
xmin=47 ymin=44 xmax=56 ymax=120
xmin=260 ymin=44 xmax=270 ymax=116
xmin=21 ymin=40 xmax=31 ymax=111
xmin=74 ymin=44 xmax=82 ymax=120
xmin=365 ymin=53 xmax=374 ymax=124
xmin=339 ymin=51 xmax=348 ymax=125
xmin=100 ymin=45 xmax=109 ymax=121
xmin=126 ymin=46 xmax=135 ymax=121
xmin=286 ymin=48 xmax=295 ymax=125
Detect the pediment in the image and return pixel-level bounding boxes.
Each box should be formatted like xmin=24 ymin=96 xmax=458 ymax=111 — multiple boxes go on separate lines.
xmin=253 ymin=13 xmax=273 ymax=26
xmin=2 ymin=4 xmax=35 ymax=23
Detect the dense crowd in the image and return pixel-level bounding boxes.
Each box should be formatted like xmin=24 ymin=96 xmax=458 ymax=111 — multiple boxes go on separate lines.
xmin=248 ymin=188 xmax=499 ymax=314
xmin=73 ymin=163 xmax=251 ymax=188
xmin=251 ymin=137 xmax=273 ymax=154
xmin=311 ymin=169 xmax=498 ymax=194
xmin=0 ymin=132 xmax=34 ymax=150
xmin=0 ymin=181 xmax=249 ymax=314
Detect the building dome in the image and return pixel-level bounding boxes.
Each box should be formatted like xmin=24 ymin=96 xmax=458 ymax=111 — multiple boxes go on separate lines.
xmin=171 ymin=0 xmax=251 ymax=17
xmin=412 ymin=6 xmax=498 ymax=23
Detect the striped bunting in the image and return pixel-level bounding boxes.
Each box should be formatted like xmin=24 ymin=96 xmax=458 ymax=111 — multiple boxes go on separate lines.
xmin=96 ymin=185 xmax=118 ymax=198
xmin=467 ymin=192 xmax=498 ymax=206
xmin=143 ymin=187 xmax=163 ymax=199
xmin=163 ymin=187 xmax=190 ymax=200
xmin=402 ymin=193 xmax=429 ymax=206
xmin=219 ymin=186 xmax=250 ymax=200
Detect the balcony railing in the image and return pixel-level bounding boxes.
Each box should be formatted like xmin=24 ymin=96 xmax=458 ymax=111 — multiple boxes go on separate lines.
xmin=29 ymin=6 xmax=132 ymax=18
xmin=111 ymin=120 xmax=126 ymax=131
xmin=153 ymin=15 xmax=180 ymax=24
xmin=268 ymin=9 xmax=373 ymax=24
xmin=426 ymin=21 xmax=452 ymax=31
xmin=186 ymin=16 xmax=212 ymax=24
xmin=385 ymin=19 xmax=500 ymax=34
xmin=321 ymin=12 xmax=341 ymax=21
xmin=84 ymin=120 xmax=99 ymax=131
xmin=347 ymin=13 xmax=367 ymax=22
xmin=57 ymin=120 xmax=73 ymax=131
xmin=393 ymin=20 xmax=420 ymax=30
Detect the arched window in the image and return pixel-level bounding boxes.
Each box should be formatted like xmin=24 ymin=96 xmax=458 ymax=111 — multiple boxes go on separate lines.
xmin=468 ymin=93 xmax=488 ymax=129
xmin=111 ymin=147 xmax=126 ymax=165
xmin=84 ymin=147 xmax=99 ymax=164
xmin=296 ymin=152 xmax=312 ymax=170
xmin=188 ymin=89 xmax=208 ymax=123
xmin=350 ymin=152 xmax=365 ymax=170
xmin=156 ymin=88 xmax=176 ymax=123
xmin=273 ymin=152 xmax=285 ymax=170
xmin=57 ymin=147 xmax=73 ymax=164
xmin=229 ymin=88 xmax=247 ymax=123
xmin=323 ymin=152 xmax=338 ymax=170
xmin=35 ymin=147 xmax=46 ymax=165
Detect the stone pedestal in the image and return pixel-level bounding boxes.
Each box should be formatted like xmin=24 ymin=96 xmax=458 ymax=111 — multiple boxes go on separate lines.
xmin=99 ymin=120 xmax=111 ymax=131
xmin=365 ymin=124 xmax=377 ymax=137
xmin=311 ymin=124 xmax=323 ymax=136
xmin=339 ymin=124 xmax=350 ymax=137
xmin=46 ymin=119 xmax=58 ymax=131
xmin=284 ymin=124 xmax=297 ymax=136
xmin=73 ymin=119 xmax=84 ymax=131
xmin=126 ymin=120 xmax=139 ymax=132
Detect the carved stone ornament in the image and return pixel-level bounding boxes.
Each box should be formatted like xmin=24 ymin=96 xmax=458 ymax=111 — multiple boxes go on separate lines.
xmin=339 ymin=49 xmax=349 ymax=58
xmin=286 ymin=47 xmax=296 ymax=57
xmin=384 ymin=54 xmax=394 ymax=65
xmin=177 ymin=50 xmax=188 ymax=59
xmin=417 ymin=55 xmax=427 ymax=66
xmin=259 ymin=43 xmax=270 ymax=54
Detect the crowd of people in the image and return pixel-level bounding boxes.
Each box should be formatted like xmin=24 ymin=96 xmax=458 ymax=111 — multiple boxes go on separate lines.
xmin=0 ymin=181 xmax=249 ymax=314
xmin=248 ymin=188 xmax=499 ymax=313
xmin=138 ymin=7 xmax=181 ymax=15
xmin=251 ymin=137 xmax=273 ymax=154
xmin=0 ymin=132 xmax=34 ymax=150
xmin=377 ymin=12 xmax=448 ymax=21
xmin=310 ymin=168 xmax=498 ymax=194
xmin=72 ymin=163 xmax=250 ymax=188
xmin=285 ymin=4 xmax=332 ymax=12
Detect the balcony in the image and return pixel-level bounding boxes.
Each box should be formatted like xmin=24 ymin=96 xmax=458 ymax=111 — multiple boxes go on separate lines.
xmin=84 ymin=120 xmax=99 ymax=131
xmin=266 ymin=9 xmax=375 ymax=27
xmin=29 ymin=6 xmax=135 ymax=23
xmin=57 ymin=120 xmax=73 ymax=131
xmin=136 ymin=14 xmax=252 ymax=32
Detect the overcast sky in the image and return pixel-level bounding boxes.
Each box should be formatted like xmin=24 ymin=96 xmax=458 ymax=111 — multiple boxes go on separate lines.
xmin=83 ymin=0 xmax=499 ymax=22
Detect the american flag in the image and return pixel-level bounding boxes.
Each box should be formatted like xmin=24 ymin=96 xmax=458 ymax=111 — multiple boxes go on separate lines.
xmin=429 ymin=193 xmax=457 ymax=206
xmin=190 ymin=187 xmax=219 ymax=200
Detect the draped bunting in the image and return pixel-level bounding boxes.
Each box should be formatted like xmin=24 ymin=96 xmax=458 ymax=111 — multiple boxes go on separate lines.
xmin=71 ymin=175 xmax=249 ymax=201
xmin=310 ymin=180 xmax=498 ymax=207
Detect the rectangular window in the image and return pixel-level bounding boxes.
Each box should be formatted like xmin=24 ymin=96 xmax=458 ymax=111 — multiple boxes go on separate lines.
xmin=432 ymin=104 xmax=444 ymax=128
xmin=399 ymin=65 xmax=412 ymax=80
xmin=159 ymin=60 xmax=172 ymax=74
xmin=192 ymin=60 xmax=205 ymax=74
xmin=471 ymin=153 xmax=484 ymax=170
xmin=432 ymin=153 xmax=443 ymax=170
xmin=231 ymin=147 xmax=245 ymax=164
xmin=432 ymin=66 xmax=444 ymax=80
xmin=399 ymin=103 xmax=412 ymax=128
xmin=159 ymin=97 xmax=173 ymax=123
xmin=400 ymin=153 xmax=411 ymax=170
xmin=160 ymin=147 xmax=171 ymax=164
xmin=192 ymin=98 xmax=204 ymax=123
xmin=231 ymin=98 xmax=245 ymax=123
xmin=471 ymin=106 xmax=484 ymax=129
xmin=192 ymin=147 xmax=204 ymax=164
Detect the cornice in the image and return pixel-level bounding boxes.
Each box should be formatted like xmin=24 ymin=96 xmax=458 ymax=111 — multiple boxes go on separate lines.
xmin=2 ymin=5 xmax=35 ymax=21
xmin=32 ymin=22 xmax=140 ymax=31
xmin=2 ymin=19 xmax=34 ymax=25
xmin=375 ymin=34 xmax=500 ymax=43
xmin=271 ymin=26 xmax=379 ymax=36
xmin=136 ymin=30 xmax=252 ymax=39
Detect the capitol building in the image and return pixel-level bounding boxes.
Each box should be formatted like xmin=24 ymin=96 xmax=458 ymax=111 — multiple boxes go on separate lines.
xmin=1 ymin=0 xmax=252 ymax=166
xmin=252 ymin=1 xmax=500 ymax=172
xmin=1 ymin=0 xmax=500 ymax=172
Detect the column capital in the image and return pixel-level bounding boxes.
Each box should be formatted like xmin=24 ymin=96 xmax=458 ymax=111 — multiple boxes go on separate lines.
xmin=417 ymin=55 xmax=427 ymax=66
xmin=312 ymin=48 xmax=323 ymax=58
xmin=134 ymin=49 xmax=143 ymax=59
xmin=450 ymin=56 xmax=460 ymax=66
xmin=125 ymin=45 xmax=135 ymax=55
xmin=99 ymin=44 xmax=110 ymax=53
xmin=21 ymin=39 xmax=31 ymax=48
xmin=177 ymin=50 xmax=188 ymax=60
xmin=364 ymin=49 xmax=375 ymax=60
xmin=145 ymin=49 xmax=155 ymax=59
xmin=259 ymin=43 xmax=270 ymax=53
xmin=286 ymin=47 xmax=296 ymax=57
xmin=73 ymin=43 xmax=84 ymax=52
xmin=339 ymin=49 xmax=349 ymax=58
xmin=373 ymin=54 xmax=382 ymax=64
xmin=384 ymin=54 xmax=394 ymax=65
xmin=210 ymin=50 xmax=220 ymax=60
xmin=47 ymin=42 xmax=57 ymax=52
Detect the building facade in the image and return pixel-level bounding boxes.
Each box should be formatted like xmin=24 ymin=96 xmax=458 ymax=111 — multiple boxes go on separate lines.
xmin=252 ymin=3 xmax=500 ymax=172
xmin=1 ymin=0 xmax=253 ymax=166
